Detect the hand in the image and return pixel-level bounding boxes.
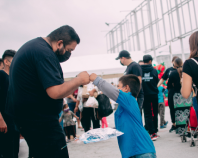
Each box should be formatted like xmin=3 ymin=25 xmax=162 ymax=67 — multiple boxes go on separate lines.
xmin=74 ymin=107 xmax=78 ymax=113
xmin=0 ymin=118 xmax=7 ymax=133
xmin=90 ymin=73 xmax=97 ymax=82
xmin=77 ymin=117 xmax=80 ymax=120
xmin=77 ymin=71 xmax=90 ymax=85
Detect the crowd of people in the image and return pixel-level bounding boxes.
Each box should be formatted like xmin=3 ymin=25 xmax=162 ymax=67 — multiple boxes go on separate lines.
xmin=0 ymin=25 xmax=198 ymax=158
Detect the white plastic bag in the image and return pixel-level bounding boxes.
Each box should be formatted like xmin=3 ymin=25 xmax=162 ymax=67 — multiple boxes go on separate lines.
xmin=85 ymin=96 xmax=98 ymax=108
xmin=79 ymin=100 xmax=83 ymax=112
xmin=79 ymin=128 xmax=124 ymax=144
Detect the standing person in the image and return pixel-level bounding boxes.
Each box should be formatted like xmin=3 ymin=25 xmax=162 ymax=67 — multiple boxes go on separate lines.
xmin=59 ymin=104 xmax=79 ymax=142
xmin=168 ymin=57 xmax=192 ymax=134
xmin=141 ymin=55 xmax=159 ymax=140
xmin=157 ymin=56 xmax=179 ymax=87
xmin=67 ymin=93 xmax=81 ymax=129
xmin=116 ymin=50 xmax=144 ymax=115
xmin=157 ymin=56 xmax=179 ymax=132
xmin=76 ymin=83 xmax=100 ymax=132
xmin=158 ymin=86 xmax=168 ymax=129
xmin=5 ymin=25 xmax=90 ymax=158
xmin=0 ymin=59 xmax=4 ymax=69
xmin=0 ymin=50 xmax=20 ymax=158
xmin=182 ymin=31 xmax=198 ymax=102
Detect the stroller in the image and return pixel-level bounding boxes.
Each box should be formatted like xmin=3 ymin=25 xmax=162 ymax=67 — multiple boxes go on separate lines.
xmin=180 ymin=97 xmax=198 ymax=147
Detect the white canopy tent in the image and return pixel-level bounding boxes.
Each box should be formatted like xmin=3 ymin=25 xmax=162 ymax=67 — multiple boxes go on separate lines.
xmin=61 ymin=51 xmax=158 ymax=81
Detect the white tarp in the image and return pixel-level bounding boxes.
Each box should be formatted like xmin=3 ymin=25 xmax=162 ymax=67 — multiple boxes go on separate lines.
xmin=61 ymin=51 xmax=158 ymax=79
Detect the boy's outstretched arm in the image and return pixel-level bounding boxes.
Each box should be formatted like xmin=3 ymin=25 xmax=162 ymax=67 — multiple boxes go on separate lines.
xmin=90 ymin=73 xmax=119 ymax=102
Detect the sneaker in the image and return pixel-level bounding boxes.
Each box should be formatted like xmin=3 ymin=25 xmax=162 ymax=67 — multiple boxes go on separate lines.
xmin=164 ymin=121 xmax=168 ymax=126
xmin=169 ymin=125 xmax=176 ymax=133
xmin=66 ymin=139 xmax=71 ymax=143
xmin=74 ymin=137 xmax=79 ymax=141
xmin=160 ymin=125 xmax=167 ymax=129
xmin=150 ymin=133 xmax=158 ymax=141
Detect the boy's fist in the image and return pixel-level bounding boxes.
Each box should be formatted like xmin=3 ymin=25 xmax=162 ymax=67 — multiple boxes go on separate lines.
xmin=77 ymin=71 xmax=90 ymax=85
xmin=90 ymin=73 xmax=97 ymax=82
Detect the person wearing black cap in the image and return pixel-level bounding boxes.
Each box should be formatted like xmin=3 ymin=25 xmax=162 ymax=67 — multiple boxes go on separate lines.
xmin=116 ymin=50 xmax=144 ymax=115
xmin=141 ymin=55 xmax=159 ymax=141
xmin=0 ymin=50 xmax=20 ymax=158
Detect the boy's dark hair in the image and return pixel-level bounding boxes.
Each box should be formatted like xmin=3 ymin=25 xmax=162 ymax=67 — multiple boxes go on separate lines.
xmin=119 ymin=74 xmax=140 ymax=98
xmin=2 ymin=50 xmax=16 ymax=60
xmin=138 ymin=60 xmax=143 ymax=63
xmin=47 ymin=25 xmax=80 ymax=47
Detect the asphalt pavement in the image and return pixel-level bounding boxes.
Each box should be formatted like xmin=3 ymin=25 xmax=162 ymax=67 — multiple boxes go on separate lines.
xmin=19 ymin=107 xmax=198 ymax=158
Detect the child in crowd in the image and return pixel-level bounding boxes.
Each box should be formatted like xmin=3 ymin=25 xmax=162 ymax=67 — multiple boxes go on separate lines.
xmin=90 ymin=74 xmax=156 ymax=158
xmin=101 ymin=117 xmax=108 ymax=128
xmin=158 ymin=86 xmax=168 ymax=129
xmin=59 ymin=104 xmax=79 ymax=143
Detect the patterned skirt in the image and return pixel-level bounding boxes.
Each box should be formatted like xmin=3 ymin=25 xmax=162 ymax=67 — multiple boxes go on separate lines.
xmin=173 ymin=93 xmax=193 ymax=134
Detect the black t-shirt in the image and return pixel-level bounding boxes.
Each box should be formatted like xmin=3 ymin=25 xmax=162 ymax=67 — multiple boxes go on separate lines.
xmin=167 ymin=70 xmax=181 ymax=93
xmin=0 ymin=70 xmax=15 ymax=130
xmin=183 ymin=57 xmax=198 ymax=100
xmin=124 ymin=62 xmax=144 ymax=98
xmin=6 ymin=37 xmax=64 ymax=124
xmin=162 ymin=67 xmax=176 ymax=80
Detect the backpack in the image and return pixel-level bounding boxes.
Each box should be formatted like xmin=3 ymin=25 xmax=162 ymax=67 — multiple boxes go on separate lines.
xmin=96 ymin=94 xmax=113 ymax=119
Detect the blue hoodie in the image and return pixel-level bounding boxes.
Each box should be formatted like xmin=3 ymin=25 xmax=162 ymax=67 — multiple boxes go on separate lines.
xmin=93 ymin=77 xmax=156 ymax=158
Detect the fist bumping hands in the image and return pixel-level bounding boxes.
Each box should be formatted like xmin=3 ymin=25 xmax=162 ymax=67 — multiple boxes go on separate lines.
xmin=89 ymin=73 xmax=97 ymax=82
xmin=77 ymin=72 xmax=98 ymax=85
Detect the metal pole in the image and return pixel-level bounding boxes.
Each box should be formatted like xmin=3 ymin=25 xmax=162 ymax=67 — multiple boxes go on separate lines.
xmin=160 ymin=0 xmax=167 ymax=42
xmin=175 ymin=0 xmax=185 ymax=61
xmin=147 ymin=0 xmax=156 ymax=60
xmin=130 ymin=14 xmax=136 ymax=51
xmin=169 ymin=42 xmax=173 ymax=61
xmin=141 ymin=6 xmax=147 ymax=51
xmin=134 ymin=11 xmax=141 ymax=50
xmin=120 ymin=24 xmax=124 ymax=50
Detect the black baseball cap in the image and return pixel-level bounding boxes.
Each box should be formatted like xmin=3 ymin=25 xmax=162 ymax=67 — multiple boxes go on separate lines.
xmin=115 ymin=50 xmax=131 ymax=60
xmin=143 ymin=55 xmax=153 ymax=63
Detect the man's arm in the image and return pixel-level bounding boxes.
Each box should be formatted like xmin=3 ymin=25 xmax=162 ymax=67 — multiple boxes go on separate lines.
xmin=46 ymin=71 xmax=90 ymax=100
xmin=0 ymin=113 xmax=7 ymax=133
xmin=157 ymin=79 xmax=164 ymax=87
xmin=181 ymin=73 xmax=192 ymax=99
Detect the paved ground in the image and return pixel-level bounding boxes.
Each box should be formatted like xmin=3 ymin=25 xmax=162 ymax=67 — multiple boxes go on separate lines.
xmin=19 ymin=107 xmax=198 ymax=158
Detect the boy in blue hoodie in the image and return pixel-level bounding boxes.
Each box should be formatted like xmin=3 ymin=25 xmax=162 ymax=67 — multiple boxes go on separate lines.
xmin=90 ymin=74 xmax=156 ymax=158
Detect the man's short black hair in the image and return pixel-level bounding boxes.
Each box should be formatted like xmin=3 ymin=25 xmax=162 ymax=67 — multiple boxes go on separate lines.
xmin=119 ymin=74 xmax=140 ymax=98
xmin=47 ymin=25 xmax=80 ymax=46
xmin=0 ymin=58 xmax=3 ymax=64
xmin=143 ymin=55 xmax=153 ymax=63
xmin=138 ymin=60 xmax=143 ymax=63
xmin=2 ymin=50 xmax=16 ymax=60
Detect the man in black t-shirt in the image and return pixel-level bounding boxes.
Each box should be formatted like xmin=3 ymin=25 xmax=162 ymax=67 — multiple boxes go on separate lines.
xmin=5 ymin=25 xmax=90 ymax=158
xmin=116 ymin=50 xmax=144 ymax=115
xmin=0 ymin=50 xmax=19 ymax=158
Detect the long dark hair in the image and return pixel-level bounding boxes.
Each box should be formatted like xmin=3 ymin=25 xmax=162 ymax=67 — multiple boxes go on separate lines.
xmin=174 ymin=57 xmax=183 ymax=80
xmin=189 ymin=31 xmax=198 ymax=58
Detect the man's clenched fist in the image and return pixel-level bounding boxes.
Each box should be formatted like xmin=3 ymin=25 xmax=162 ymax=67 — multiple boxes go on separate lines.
xmin=77 ymin=71 xmax=90 ymax=85
xmin=89 ymin=73 xmax=97 ymax=82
